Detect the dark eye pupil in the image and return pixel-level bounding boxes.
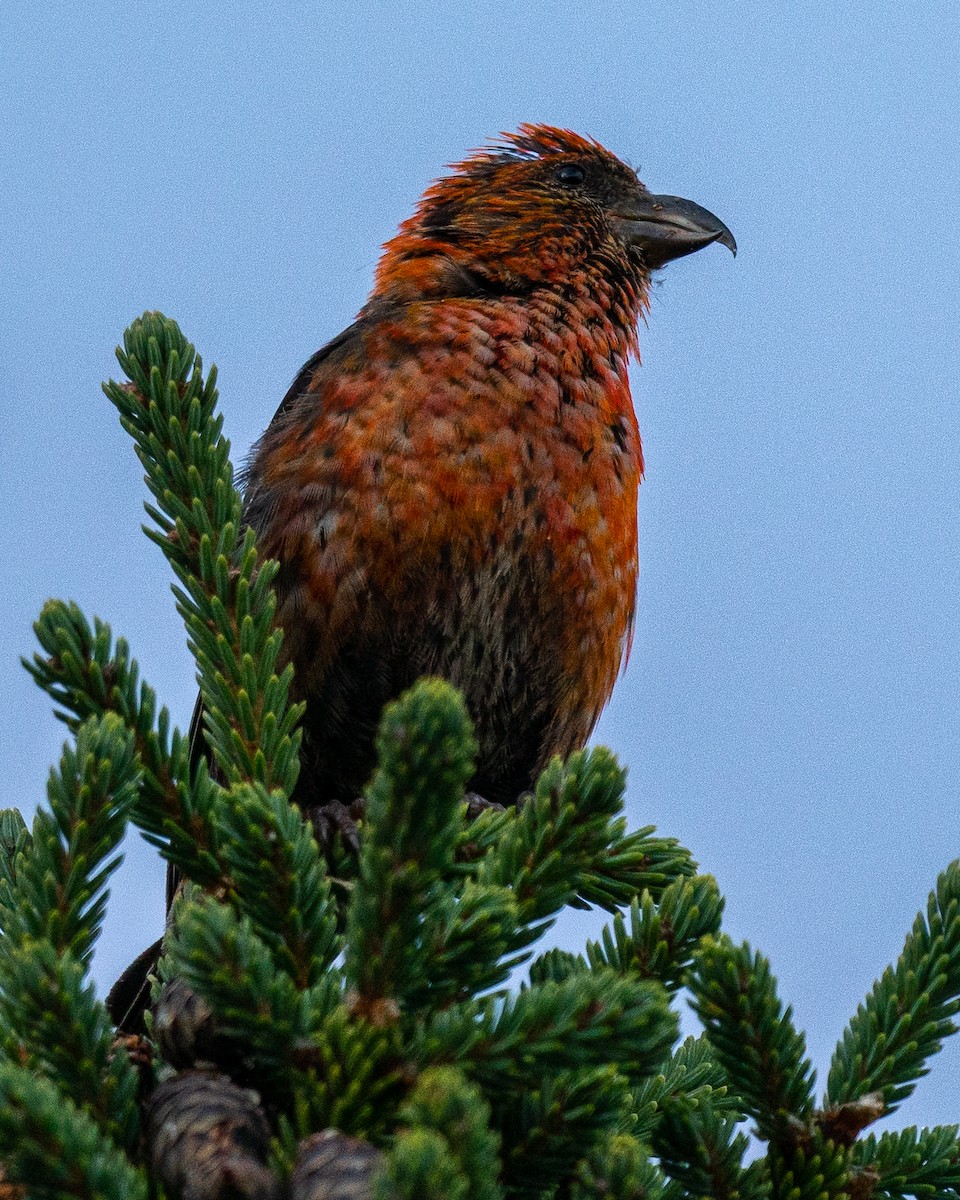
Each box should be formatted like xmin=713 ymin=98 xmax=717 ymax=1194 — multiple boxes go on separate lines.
xmin=556 ymin=163 xmax=586 ymax=185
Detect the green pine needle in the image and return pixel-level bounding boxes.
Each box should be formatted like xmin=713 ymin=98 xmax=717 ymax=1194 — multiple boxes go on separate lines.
xmin=0 ymin=809 xmax=30 ymax=893
xmin=0 ymin=714 xmax=139 ymax=966
xmin=653 ymin=1097 xmax=749 ymax=1200
xmin=476 ymin=748 xmax=694 ymax=954
xmin=414 ymin=968 xmax=677 ymax=1091
xmin=165 ymin=894 xmax=305 ymax=1081
xmin=528 ymin=947 xmax=587 ymax=985
xmin=103 ymin=312 xmax=303 ymax=799
xmin=826 ymin=862 xmax=960 ymax=1114
xmin=375 ymin=1128 xmax=470 ymax=1200
xmin=635 ymin=1036 xmax=748 ymax=1200
xmin=213 ymin=782 xmax=340 ymax=987
xmin=498 ymin=1065 xmax=634 ymax=1198
xmin=294 ymin=1003 xmax=405 ymax=1138
xmin=586 ymin=876 xmax=724 ymax=994
xmin=767 ymin=1134 xmax=850 ymax=1200
xmin=0 ymin=1062 xmax=148 ymax=1200
xmin=0 ymin=944 xmax=140 ymax=1153
xmin=633 ymin=1035 xmax=738 ymax=1145
xmin=690 ymin=936 xmax=816 ymax=1141
xmin=396 ymin=1067 xmax=503 ymax=1200
xmin=25 ymin=599 xmax=223 ymax=890
xmin=345 ymin=678 xmax=477 ymax=1008
xmin=572 ymin=1132 xmax=669 ymax=1200
xmin=401 ymin=880 xmax=522 ymax=1009
xmin=851 ymin=1125 xmax=960 ymax=1200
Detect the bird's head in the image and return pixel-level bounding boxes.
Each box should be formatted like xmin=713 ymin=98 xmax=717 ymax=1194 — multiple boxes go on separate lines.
xmin=371 ymin=124 xmax=735 ymax=310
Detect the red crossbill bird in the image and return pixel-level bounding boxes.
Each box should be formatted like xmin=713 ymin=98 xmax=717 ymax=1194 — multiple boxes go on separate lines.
xmin=108 ymin=124 xmax=734 ymax=1029
xmin=246 ymin=123 xmax=735 ymax=810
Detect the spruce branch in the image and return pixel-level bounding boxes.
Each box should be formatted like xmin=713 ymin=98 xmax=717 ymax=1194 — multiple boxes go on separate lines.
xmin=0 ymin=1062 xmax=148 ymax=1200
xmin=163 ymin=893 xmax=369 ymax=1125
xmin=653 ymin=1097 xmax=750 ymax=1200
xmin=0 ymin=945 xmax=140 ymax=1153
xmin=374 ymin=1128 xmax=470 ymax=1200
xmin=0 ymin=809 xmax=29 ymax=894
xmin=163 ymin=895 xmax=306 ymax=1082
xmin=25 ymin=599 xmax=223 ymax=891
xmin=391 ymin=1067 xmax=503 ymax=1200
xmin=850 ymin=1126 xmax=960 ymax=1200
xmin=345 ymin=678 xmax=478 ymax=1011
xmin=767 ymin=1134 xmax=850 ymax=1200
xmin=293 ymin=1002 xmax=405 ymax=1138
xmin=572 ymin=1132 xmax=669 ymax=1200
xmin=413 ymin=968 xmax=677 ymax=1091
xmin=585 ymin=876 xmax=724 ymax=995
xmin=0 ymin=714 xmax=138 ymax=965
xmin=529 ymin=948 xmax=587 ymax=985
xmin=740 ymin=1159 xmax=774 ymax=1200
xmin=213 ymin=782 xmax=339 ymax=987
xmin=633 ymin=1037 xmax=748 ymax=1200
xmin=632 ymin=1035 xmax=738 ymax=1145
xmin=498 ymin=1065 xmax=633 ymax=1199
xmin=0 ymin=717 xmax=143 ymax=1151
xmin=826 ymin=862 xmax=960 ymax=1115
xmin=102 ymin=312 xmax=303 ymax=797
xmin=402 ymin=880 xmax=522 ymax=1009
xmin=689 ymin=937 xmax=816 ymax=1142
xmin=475 ymin=749 xmax=693 ymax=955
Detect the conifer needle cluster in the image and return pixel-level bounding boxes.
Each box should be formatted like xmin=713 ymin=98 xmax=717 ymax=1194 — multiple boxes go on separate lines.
xmin=1 ymin=313 xmax=957 ymax=1198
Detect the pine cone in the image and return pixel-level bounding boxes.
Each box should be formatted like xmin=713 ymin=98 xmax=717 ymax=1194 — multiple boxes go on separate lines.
xmin=153 ymin=978 xmax=231 ymax=1070
xmin=290 ymin=1129 xmax=385 ymax=1200
xmin=145 ymin=1069 xmax=280 ymax=1200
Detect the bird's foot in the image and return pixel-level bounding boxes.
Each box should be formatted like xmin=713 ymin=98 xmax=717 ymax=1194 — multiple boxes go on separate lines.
xmin=308 ymin=797 xmax=367 ymax=857
xmin=464 ymin=792 xmax=508 ymax=820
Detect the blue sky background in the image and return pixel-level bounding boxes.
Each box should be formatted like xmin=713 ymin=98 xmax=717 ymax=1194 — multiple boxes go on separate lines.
xmin=4 ymin=0 xmax=959 ymax=1131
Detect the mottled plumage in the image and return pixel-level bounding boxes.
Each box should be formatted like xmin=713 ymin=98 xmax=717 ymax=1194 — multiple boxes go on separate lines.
xmin=244 ymin=125 xmax=734 ymax=806
xmin=107 ymin=125 xmax=734 ymax=1033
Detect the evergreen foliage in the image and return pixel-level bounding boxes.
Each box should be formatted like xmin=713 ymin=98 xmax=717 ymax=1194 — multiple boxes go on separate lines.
xmin=1 ymin=312 xmax=957 ymax=1198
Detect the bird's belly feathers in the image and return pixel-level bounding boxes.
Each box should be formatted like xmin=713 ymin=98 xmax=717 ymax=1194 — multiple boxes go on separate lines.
xmin=250 ymin=304 xmax=642 ymax=803
xmin=264 ymin=414 xmax=637 ymax=803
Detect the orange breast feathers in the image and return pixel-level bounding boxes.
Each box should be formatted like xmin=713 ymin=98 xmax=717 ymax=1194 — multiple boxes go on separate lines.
xmin=249 ymin=289 xmax=642 ymax=734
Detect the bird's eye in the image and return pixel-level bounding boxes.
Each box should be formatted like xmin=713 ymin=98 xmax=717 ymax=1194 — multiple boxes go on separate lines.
xmin=555 ymin=163 xmax=586 ymax=186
